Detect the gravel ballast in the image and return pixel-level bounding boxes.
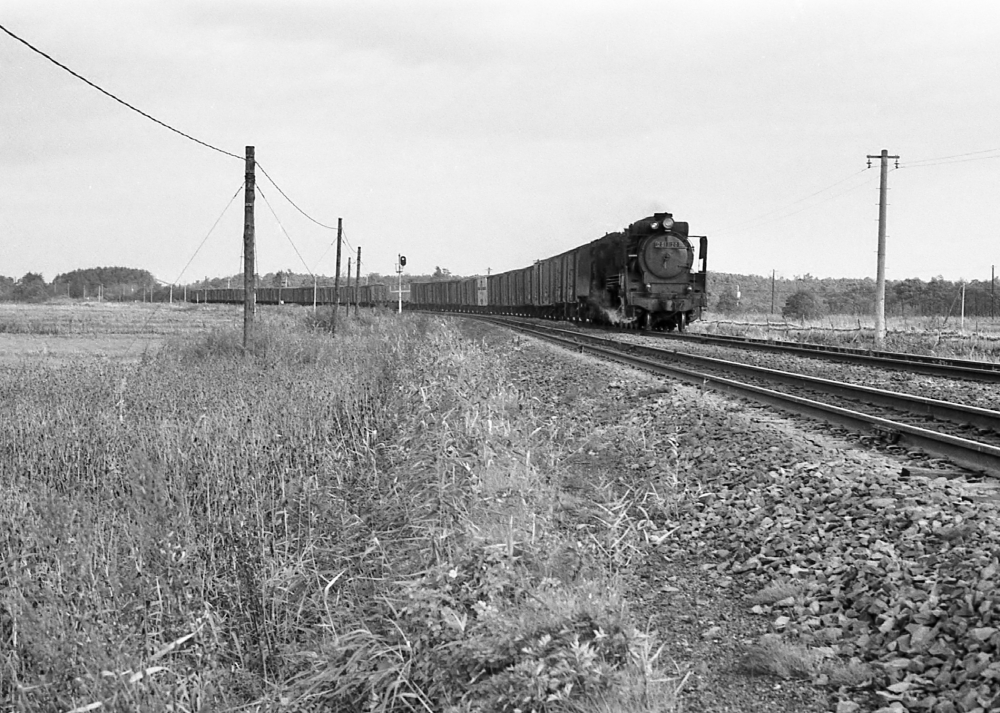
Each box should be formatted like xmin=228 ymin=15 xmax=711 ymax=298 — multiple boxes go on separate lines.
xmin=471 ymin=319 xmax=1000 ymax=713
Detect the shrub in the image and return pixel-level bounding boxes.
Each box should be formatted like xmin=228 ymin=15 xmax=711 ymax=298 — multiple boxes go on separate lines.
xmin=782 ymin=290 xmax=825 ymax=320
xmin=714 ymin=290 xmax=740 ymax=313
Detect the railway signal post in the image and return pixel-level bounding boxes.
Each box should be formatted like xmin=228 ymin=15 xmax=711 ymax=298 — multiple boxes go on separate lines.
xmin=867 ymin=148 xmax=899 ymax=349
xmin=397 ymin=255 xmax=406 ymax=314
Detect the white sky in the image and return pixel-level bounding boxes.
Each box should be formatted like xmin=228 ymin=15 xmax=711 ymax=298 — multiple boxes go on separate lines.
xmin=3 ymin=0 xmax=999 ymax=284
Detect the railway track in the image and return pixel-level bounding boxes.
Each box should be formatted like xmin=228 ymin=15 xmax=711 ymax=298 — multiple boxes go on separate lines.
xmin=484 ymin=316 xmax=1000 ymax=478
xmin=644 ymin=329 xmax=1000 ymax=382
xmin=427 ymin=310 xmax=1000 ymax=381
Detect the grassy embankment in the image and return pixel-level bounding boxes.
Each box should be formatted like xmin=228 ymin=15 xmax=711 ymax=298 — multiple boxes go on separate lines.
xmin=1 ymin=307 xmax=676 ymax=712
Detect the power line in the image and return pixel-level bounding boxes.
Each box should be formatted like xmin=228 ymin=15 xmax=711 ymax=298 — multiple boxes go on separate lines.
xmin=256 ymin=162 xmax=340 ymax=230
xmin=0 ymin=22 xmax=242 ymax=160
xmin=172 ymin=183 xmax=246 ymax=284
xmin=711 ymin=168 xmax=874 ymax=236
xmin=4 ymin=21 xmax=352 ymax=256
xmin=122 ymin=182 xmax=245 ymax=354
xmin=256 ymin=184 xmax=314 ymax=276
xmin=902 ymin=146 xmax=1000 ymax=168
xmin=900 ymin=152 xmax=1000 ymax=170
xmin=742 ymin=174 xmax=878 ymax=232
xmin=312 ymin=237 xmax=338 ymax=273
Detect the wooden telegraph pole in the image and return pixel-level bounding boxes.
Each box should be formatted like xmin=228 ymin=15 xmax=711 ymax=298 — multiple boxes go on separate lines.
xmin=866 ymin=149 xmax=899 ymax=349
xmin=770 ymin=269 xmax=776 ymax=315
xmin=243 ymin=146 xmax=256 ymax=350
xmin=354 ymin=246 xmax=361 ymax=317
xmin=331 ymin=217 xmax=343 ymax=335
xmin=346 ymin=257 xmax=353 ymax=317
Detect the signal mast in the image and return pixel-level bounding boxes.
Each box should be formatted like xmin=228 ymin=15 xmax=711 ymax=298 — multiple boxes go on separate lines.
xmin=397 ymin=254 xmax=406 ymax=314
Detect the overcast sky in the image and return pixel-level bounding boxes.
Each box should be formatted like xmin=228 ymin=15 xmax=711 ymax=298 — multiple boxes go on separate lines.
xmin=3 ymin=1 xmax=999 ymax=284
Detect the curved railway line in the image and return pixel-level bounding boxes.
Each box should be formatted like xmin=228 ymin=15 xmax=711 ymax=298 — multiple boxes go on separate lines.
xmin=481 ymin=316 xmax=1000 ymax=478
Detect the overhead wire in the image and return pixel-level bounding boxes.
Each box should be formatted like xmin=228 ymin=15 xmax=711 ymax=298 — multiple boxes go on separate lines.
xmin=1 ymin=22 xmax=353 ymax=271
xmin=122 ymin=182 xmax=245 ymax=354
xmin=0 ymin=22 xmax=242 ymax=161
xmin=256 ymin=162 xmax=340 ymax=231
xmin=311 ymin=238 xmax=337 ymax=274
xmin=256 ymin=184 xmax=315 ymax=277
xmin=171 ymin=183 xmax=246 ymax=285
xmin=711 ymin=167 xmax=873 ymax=236
xmin=899 ymin=150 xmax=1000 ymax=169
xmin=307 ymin=226 xmax=352 ymax=275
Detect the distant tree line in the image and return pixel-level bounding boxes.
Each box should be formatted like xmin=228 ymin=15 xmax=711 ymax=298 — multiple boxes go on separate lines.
xmin=0 ymin=266 xmax=462 ymax=303
xmin=710 ymin=272 xmax=999 ymax=319
xmin=0 ymin=267 xmax=161 ymax=302
xmin=3 ymin=266 xmax=996 ymax=319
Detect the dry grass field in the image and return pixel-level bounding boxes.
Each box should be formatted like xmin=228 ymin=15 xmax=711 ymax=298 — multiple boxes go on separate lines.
xmin=0 ymin=302 xmax=240 ymax=364
xmin=0 ymin=303 xmax=679 ymax=712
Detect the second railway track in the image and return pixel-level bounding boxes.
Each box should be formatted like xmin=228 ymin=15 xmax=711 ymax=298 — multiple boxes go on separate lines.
xmin=641 ymin=328 xmax=1000 ymax=382
xmin=483 ymin=316 xmax=1000 ymax=478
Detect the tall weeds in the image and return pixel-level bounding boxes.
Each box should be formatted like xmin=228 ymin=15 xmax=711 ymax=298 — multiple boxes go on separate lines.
xmin=1 ymin=311 xmax=673 ymax=712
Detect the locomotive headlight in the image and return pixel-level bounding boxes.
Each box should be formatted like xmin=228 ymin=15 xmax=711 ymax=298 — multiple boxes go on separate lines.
xmin=650 ymin=221 xmax=659 ymax=230
xmin=661 ymin=218 xmax=674 ymax=230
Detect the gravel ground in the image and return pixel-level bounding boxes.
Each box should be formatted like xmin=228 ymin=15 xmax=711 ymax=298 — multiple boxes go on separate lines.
xmin=469 ymin=319 xmax=1000 ymax=713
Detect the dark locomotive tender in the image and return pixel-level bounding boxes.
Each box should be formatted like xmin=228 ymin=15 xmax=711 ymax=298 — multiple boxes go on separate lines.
xmin=411 ymin=212 xmax=707 ymax=331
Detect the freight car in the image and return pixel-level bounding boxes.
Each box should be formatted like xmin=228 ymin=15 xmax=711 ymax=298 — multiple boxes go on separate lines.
xmin=411 ymin=212 xmax=706 ymax=331
xmin=188 ymin=283 xmax=389 ymax=308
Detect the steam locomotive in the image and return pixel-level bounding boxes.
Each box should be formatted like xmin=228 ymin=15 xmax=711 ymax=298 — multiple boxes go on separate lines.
xmin=411 ymin=212 xmax=707 ymax=331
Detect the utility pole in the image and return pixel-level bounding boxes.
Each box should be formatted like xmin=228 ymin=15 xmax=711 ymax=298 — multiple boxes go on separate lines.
xmin=332 ymin=217 xmax=343 ymax=335
xmin=960 ymin=281 xmax=966 ymax=332
xmin=243 ymin=146 xmax=256 ymax=350
xmin=992 ymin=265 xmax=996 ymax=319
xmin=346 ymin=257 xmax=352 ymax=318
xmin=866 ymin=148 xmax=899 ymax=349
xmin=354 ymin=246 xmax=361 ymax=317
xmin=770 ymin=270 xmax=776 ymax=315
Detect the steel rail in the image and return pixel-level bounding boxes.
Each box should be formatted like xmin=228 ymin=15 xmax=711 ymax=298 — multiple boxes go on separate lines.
xmin=648 ymin=330 xmax=1000 ymax=382
xmin=555 ymin=325 xmax=1000 ymax=433
xmin=428 ymin=309 xmax=1000 ymax=381
xmin=489 ymin=317 xmax=1000 ymax=478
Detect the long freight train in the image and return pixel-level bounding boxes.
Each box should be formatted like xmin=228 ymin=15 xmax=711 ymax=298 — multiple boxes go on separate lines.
xmin=411 ymin=212 xmax=707 ymax=330
xmin=188 ymin=283 xmax=389 ymax=307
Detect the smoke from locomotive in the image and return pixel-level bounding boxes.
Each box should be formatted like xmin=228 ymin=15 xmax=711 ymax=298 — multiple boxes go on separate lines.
xmin=411 ymin=212 xmax=707 ymax=331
